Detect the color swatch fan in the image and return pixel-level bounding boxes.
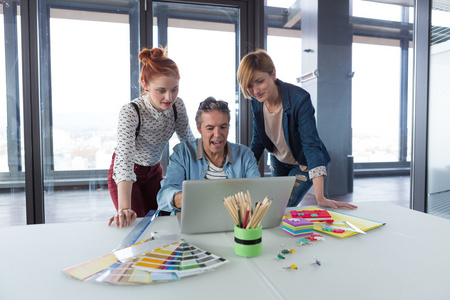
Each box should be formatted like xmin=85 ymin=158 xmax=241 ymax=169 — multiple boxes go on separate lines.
xmin=63 ymin=235 xmax=229 ymax=285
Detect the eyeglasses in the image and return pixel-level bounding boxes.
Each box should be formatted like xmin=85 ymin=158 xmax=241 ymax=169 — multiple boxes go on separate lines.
xmin=198 ymin=98 xmax=229 ymax=110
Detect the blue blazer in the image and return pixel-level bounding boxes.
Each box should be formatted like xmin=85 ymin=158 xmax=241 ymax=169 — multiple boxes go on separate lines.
xmin=250 ymin=79 xmax=331 ymax=170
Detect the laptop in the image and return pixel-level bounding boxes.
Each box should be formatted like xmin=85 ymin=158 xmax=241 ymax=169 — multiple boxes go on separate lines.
xmin=178 ymin=176 xmax=296 ymax=234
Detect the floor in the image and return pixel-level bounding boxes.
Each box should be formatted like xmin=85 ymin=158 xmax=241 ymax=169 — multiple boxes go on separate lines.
xmin=302 ymin=176 xmax=410 ymax=208
xmin=0 ymin=176 xmax=411 ymax=227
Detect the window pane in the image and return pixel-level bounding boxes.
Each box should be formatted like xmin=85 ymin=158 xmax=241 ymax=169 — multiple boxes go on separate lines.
xmin=153 ymin=3 xmax=239 ymax=150
xmin=40 ymin=2 xmax=139 ymax=223
xmin=0 ymin=3 xmax=26 ymax=226
xmin=431 ymin=9 xmax=450 ymax=27
xmin=169 ymin=22 xmax=237 ymax=143
xmin=49 ymin=9 xmax=131 ymax=171
xmin=266 ymin=0 xmax=296 ymax=9
xmin=352 ymin=42 xmax=401 ymax=162
xmin=352 ymin=0 xmax=403 ymax=22
xmin=0 ymin=7 xmax=8 ymax=172
xmin=407 ymin=47 xmax=413 ymax=162
xmin=427 ymin=3 xmax=450 ymax=219
xmin=267 ymin=30 xmax=302 ymax=85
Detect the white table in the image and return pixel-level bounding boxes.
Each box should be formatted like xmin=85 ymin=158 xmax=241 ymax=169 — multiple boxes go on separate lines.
xmin=1 ymin=201 xmax=450 ymax=300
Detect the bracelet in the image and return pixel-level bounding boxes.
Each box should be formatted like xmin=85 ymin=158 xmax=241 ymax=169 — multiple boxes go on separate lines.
xmin=118 ymin=208 xmax=130 ymax=213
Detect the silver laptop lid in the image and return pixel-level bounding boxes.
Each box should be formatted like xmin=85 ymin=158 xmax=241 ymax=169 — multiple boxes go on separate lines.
xmin=179 ymin=176 xmax=296 ymax=234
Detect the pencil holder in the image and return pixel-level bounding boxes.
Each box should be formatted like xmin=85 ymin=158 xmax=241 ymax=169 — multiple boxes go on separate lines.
xmin=234 ymin=224 xmax=262 ymax=257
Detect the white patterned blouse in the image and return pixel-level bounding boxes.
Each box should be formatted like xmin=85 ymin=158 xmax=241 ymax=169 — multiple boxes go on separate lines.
xmin=112 ymin=95 xmax=194 ymax=183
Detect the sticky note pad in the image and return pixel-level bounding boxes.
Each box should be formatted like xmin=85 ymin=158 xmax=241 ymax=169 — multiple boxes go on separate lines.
xmin=282 ymin=218 xmax=314 ymax=237
xmin=293 ymin=209 xmax=332 ymax=222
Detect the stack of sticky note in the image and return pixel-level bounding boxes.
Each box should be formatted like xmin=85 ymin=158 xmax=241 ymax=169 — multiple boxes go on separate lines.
xmin=282 ymin=218 xmax=314 ymax=237
xmin=290 ymin=209 xmax=332 ymax=222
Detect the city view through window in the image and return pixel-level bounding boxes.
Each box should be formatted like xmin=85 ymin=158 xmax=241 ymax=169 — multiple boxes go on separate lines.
xmin=0 ymin=1 xmax=418 ymax=173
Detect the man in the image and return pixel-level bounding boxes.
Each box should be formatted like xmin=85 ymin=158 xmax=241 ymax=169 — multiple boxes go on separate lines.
xmin=157 ymin=97 xmax=260 ymax=213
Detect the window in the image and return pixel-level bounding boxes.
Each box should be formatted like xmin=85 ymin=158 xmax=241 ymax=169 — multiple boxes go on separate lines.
xmin=264 ymin=1 xmax=413 ymax=179
xmin=267 ymin=29 xmax=302 ymax=85
xmin=152 ymin=2 xmax=240 ymax=156
xmin=352 ymin=41 xmax=401 ymax=162
xmin=353 ymin=0 xmax=403 ymax=22
xmin=427 ymin=2 xmax=450 ymax=219
xmin=1 ymin=0 xmax=418 ymax=226
xmin=49 ymin=9 xmax=131 ymax=171
xmin=168 ymin=19 xmax=238 ymax=143
xmin=351 ymin=1 xmax=413 ymax=171
xmin=0 ymin=1 xmax=26 ymax=226
xmin=38 ymin=0 xmax=140 ymax=223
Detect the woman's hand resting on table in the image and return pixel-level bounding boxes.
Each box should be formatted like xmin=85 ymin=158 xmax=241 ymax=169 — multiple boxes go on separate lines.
xmin=316 ymin=197 xmax=358 ymax=210
xmin=108 ymin=208 xmax=137 ymax=227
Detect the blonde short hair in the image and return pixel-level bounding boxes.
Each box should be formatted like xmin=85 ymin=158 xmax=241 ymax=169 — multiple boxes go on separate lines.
xmin=237 ymin=49 xmax=275 ymax=99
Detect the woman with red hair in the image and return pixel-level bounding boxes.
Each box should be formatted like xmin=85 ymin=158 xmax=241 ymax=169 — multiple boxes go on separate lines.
xmin=108 ymin=47 xmax=194 ymax=227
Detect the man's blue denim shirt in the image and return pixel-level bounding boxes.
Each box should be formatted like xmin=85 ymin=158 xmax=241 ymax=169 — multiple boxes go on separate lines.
xmin=157 ymin=138 xmax=260 ymax=213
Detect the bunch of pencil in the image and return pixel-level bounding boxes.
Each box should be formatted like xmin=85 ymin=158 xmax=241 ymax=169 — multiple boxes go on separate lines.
xmin=223 ymin=190 xmax=272 ymax=229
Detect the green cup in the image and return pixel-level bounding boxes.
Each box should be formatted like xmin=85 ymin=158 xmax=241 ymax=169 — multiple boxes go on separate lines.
xmin=234 ymin=224 xmax=262 ymax=257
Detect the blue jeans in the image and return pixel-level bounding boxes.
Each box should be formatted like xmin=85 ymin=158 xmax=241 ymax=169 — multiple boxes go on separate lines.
xmin=270 ymin=155 xmax=313 ymax=207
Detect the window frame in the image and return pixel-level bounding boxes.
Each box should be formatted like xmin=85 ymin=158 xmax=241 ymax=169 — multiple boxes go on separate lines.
xmin=1 ymin=0 xmax=418 ymax=224
xmin=263 ymin=3 xmax=413 ymax=177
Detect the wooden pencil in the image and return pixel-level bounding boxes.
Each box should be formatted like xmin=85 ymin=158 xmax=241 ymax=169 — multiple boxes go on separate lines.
xmin=224 ymin=192 xmax=272 ymax=229
xmin=223 ymin=199 xmax=239 ymax=225
xmin=247 ymin=197 xmax=271 ymax=228
xmin=246 ymin=201 xmax=262 ymax=229
xmin=252 ymin=200 xmax=272 ymax=228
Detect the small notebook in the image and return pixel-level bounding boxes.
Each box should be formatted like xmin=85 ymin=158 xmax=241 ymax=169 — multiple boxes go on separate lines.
xmin=178 ymin=176 xmax=296 ymax=234
xmin=286 ymin=206 xmax=386 ymax=238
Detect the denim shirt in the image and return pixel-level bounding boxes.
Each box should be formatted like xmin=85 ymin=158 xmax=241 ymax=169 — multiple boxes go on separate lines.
xmin=250 ymin=79 xmax=331 ymax=170
xmin=157 ymin=138 xmax=260 ymax=213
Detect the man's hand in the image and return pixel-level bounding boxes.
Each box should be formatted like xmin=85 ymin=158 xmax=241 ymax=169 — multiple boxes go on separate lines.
xmin=173 ymin=192 xmax=182 ymax=209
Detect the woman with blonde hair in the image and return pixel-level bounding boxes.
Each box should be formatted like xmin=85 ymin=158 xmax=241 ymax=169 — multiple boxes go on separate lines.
xmin=237 ymin=49 xmax=356 ymax=210
xmin=108 ymin=47 xmax=194 ymax=227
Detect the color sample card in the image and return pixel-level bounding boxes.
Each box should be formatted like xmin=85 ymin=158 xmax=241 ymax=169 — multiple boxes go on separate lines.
xmin=63 ymin=253 xmax=118 ymax=281
xmin=133 ymin=242 xmax=229 ymax=276
xmin=92 ymin=258 xmax=180 ymax=285
xmin=63 ymin=237 xmax=228 ymax=285
xmin=114 ymin=234 xmax=180 ymax=262
xmin=93 ymin=260 xmax=143 ymax=285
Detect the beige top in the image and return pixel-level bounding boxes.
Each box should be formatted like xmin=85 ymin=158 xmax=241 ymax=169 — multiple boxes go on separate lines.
xmin=263 ymin=103 xmax=302 ymax=166
xmin=262 ymin=104 xmax=327 ymax=179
